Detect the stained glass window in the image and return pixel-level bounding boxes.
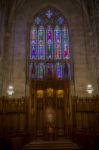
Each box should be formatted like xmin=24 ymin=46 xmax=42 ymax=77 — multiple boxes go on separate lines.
xmin=57 ymin=17 xmax=64 ymax=25
xmin=34 ymin=17 xmax=41 ymax=25
xmin=30 ymin=26 xmax=37 ymax=59
xmin=54 ymin=26 xmax=61 ymax=59
xmin=56 ymin=62 xmax=62 ymax=78
xmin=38 ymin=26 xmax=45 ymax=59
xmin=29 ymin=7 xmax=70 ymax=80
xmin=38 ymin=63 xmax=44 ymax=79
xmin=46 ymin=63 xmax=54 ymax=77
xmin=62 ymin=26 xmax=69 ymax=59
xmin=46 ymin=9 xmax=53 ymax=18
xmin=46 ymin=26 xmax=53 ymax=59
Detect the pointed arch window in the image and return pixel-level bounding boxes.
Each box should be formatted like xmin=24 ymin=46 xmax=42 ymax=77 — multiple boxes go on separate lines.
xmin=38 ymin=26 xmax=45 ymax=59
xmin=38 ymin=63 xmax=44 ymax=79
xmin=54 ymin=26 xmax=61 ymax=59
xmin=56 ymin=62 xmax=63 ymax=78
xmin=30 ymin=26 xmax=37 ymax=59
xmin=62 ymin=26 xmax=69 ymax=59
xmin=46 ymin=25 xmax=53 ymax=59
xmin=46 ymin=63 xmax=54 ymax=77
xmin=29 ymin=7 xmax=70 ymax=80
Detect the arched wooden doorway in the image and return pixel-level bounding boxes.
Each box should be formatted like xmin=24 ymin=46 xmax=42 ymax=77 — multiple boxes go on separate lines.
xmin=28 ymin=7 xmax=72 ymax=140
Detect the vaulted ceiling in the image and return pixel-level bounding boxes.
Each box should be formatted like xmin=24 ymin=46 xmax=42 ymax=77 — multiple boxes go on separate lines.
xmin=0 ymin=0 xmax=97 ymax=29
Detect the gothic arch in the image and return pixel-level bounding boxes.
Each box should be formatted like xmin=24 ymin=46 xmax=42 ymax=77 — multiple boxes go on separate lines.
xmin=29 ymin=6 xmax=71 ymax=81
xmin=28 ymin=6 xmax=72 ymax=140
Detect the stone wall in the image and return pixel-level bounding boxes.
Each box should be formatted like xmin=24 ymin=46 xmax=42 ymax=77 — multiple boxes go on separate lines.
xmin=0 ymin=4 xmax=6 ymax=96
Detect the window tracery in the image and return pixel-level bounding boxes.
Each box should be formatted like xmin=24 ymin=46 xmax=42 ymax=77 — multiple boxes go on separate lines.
xmin=29 ymin=7 xmax=70 ymax=80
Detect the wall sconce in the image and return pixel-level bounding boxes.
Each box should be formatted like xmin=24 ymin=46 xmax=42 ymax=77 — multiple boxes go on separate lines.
xmin=7 ymin=85 xmax=14 ymax=96
xmin=86 ymin=84 xmax=94 ymax=94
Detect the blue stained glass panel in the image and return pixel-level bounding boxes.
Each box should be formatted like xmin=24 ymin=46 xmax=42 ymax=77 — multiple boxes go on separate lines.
xmin=34 ymin=17 xmax=41 ymax=25
xmin=38 ymin=63 xmax=44 ymax=79
xmin=30 ymin=27 xmax=37 ymax=59
xmin=62 ymin=26 xmax=69 ymax=59
xmin=57 ymin=17 xmax=64 ymax=25
xmin=38 ymin=26 xmax=45 ymax=59
xmin=56 ymin=62 xmax=62 ymax=78
xmin=46 ymin=63 xmax=54 ymax=77
xmin=46 ymin=9 xmax=53 ymax=18
xmin=46 ymin=26 xmax=53 ymax=59
xmin=54 ymin=26 xmax=61 ymax=59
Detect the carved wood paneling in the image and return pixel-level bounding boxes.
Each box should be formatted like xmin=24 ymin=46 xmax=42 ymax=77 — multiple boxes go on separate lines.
xmin=0 ymin=97 xmax=28 ymax=135
xmin=72 ymin=96 xmax=99 ymax=133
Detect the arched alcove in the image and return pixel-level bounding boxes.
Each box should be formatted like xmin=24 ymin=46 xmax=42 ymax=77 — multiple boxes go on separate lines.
xmin=28 ymin=6 xmax=72 ymax=140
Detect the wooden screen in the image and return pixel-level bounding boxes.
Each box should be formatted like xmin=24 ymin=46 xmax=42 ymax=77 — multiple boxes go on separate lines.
xmin=29 ymin=79 xmax=72 ymax=140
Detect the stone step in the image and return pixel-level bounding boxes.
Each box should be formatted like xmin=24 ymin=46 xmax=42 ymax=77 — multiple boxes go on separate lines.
xmin=23 ymin=140 xmax=84 ymax=150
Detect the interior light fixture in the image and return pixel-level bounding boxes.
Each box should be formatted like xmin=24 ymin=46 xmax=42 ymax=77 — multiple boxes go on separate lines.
xmin=7 ymin=85 xmax=14 ymax=96
xmin=86 ymin=84 xmax=94 ymax=94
